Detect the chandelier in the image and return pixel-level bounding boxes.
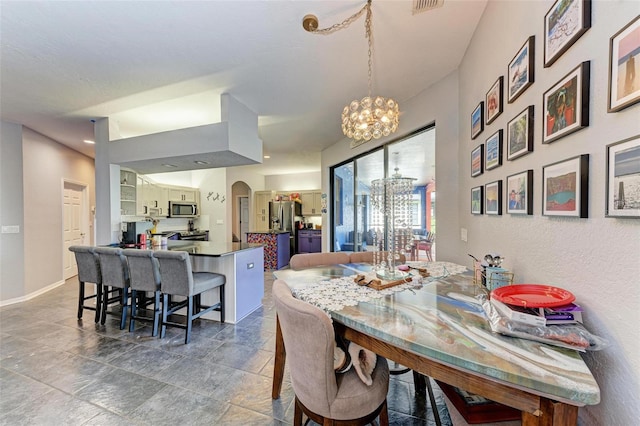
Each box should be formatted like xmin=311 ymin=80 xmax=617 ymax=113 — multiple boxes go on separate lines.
xmin=303 ymin=0 xmax=400 ymax=148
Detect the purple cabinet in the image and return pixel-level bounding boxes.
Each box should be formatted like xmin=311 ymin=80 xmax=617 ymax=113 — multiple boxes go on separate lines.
xmin=298 ymin=230 xmax=321 ymax=253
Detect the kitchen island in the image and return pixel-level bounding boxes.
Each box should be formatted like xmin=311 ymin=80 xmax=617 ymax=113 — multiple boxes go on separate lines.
xmin=246 ymin=231 xmax=290 ymax=270
xmin=165 ymin=240 xmax=264 ymax=323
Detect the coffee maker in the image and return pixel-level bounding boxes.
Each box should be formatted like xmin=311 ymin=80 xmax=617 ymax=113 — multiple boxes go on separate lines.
xmin=122 ymin=221 xmax=151 ymax=244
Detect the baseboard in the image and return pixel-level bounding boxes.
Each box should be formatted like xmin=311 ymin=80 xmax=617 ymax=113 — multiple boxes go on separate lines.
xmin=0 ymin=279 xmax=65 ymax=307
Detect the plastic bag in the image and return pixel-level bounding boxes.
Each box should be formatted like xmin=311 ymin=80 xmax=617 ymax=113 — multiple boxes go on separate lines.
xmin=480 ymin=295 xmax=609 ymax=351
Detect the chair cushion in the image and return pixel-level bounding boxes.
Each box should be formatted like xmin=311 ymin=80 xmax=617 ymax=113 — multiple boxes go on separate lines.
xmin=192 ymin=272 xmax=225 ymax=295
xmin=331 ymin=355 xmax=389 ymax=420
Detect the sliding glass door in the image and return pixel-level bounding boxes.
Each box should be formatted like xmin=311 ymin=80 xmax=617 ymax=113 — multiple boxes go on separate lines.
xmin=331 ymin=125 xmax=435 ymax=256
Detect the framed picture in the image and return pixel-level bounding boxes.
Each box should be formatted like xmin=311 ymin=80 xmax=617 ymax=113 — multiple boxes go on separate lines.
xmin=508 ymin=36 xmax=535 ymax=103
xmin=485 ymin=180 xmax=502 ymax=215
xmin=471 ymin=144 xmax=484 ymax=177
xmin=608 ymin=16 xmax=640 ymax=113
xmin=544 ymin=0 xmax=591 ymax=67
xmin=543 ymin=61 xmax=590 ymax=144
xmin=486 ymin=77 xmax=503 ymax=124
xmin=507 ymin=106 xmax=534 ymax=161
xmin=606 ymin=135 xmax=640 ymax=218
xmin=471 ymin=102 xmax=484 ymax=139
xmin=485 ymin=130 xmax=503 ymax=171
xmin=471 ymin=186 xmax=484 ymax=215
xmin=507 ymin=170 xmax=533 ymax=215
xmin=542 ymin=154 xmax=589 ymax=218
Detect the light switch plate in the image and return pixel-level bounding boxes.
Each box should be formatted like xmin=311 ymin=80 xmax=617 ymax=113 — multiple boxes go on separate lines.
xmin=216 ymin=219 xmax=223 ymax=224
xmin=460 ymin=228 xmax=468 ymax=242
xmin=1 ymin=225 xmax=20 ymax=234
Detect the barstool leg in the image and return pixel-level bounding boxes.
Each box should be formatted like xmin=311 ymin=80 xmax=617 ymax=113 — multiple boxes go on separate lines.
xmin=185 ymin=296 xmax=194 ymax=344
xmin=77 ymin=281 xmax=85 ymax=319
xmin=160 ymin=293 xmax=169 ymax=338
xmin=94 ymin=283 xmax=103 ymax=323
xmin=152 ymin=291 xmax=161 ymax=337
xmin=129 ymin=289 xmax=137 ymax=332
xmin=120 ymin=288 xmax=129 ymax=330
xmin=101 ymin=285 xmax=109 ymax=325
xmin=220 ymin=285 xmax=225 ymax=323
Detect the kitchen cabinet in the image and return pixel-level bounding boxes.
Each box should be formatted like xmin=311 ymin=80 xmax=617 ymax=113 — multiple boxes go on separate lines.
xmin=254 ymin=191 xmax=274 ymax=231
xmin=168 ymin=187 xmax=198 ymax=202
xmin=145 ymin=183 xmax=169 ymax=217
xmin=300 ymin=190 xmax=322 ymax=216
xmin=298 ymin=229 xmax=321 ymax=253
xmin=135 ymin=175 xmax=147 ymax=216
xmin=120 ymin=169 xmax=137 ymax=216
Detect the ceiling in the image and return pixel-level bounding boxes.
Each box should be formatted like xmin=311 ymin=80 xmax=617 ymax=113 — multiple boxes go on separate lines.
xmin=0 ymin=0 xmax=486 ymax=179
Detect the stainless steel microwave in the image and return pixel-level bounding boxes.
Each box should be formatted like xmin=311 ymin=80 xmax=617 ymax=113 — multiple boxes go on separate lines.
xmin=168 ymin=201 xmax=198 ymax=218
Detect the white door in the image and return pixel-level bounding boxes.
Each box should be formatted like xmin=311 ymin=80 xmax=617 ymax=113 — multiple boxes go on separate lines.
xmin=239 ymin=196 xmax=250 ymax=242
xmin=63 ymin=183 xmax=86 ymax=279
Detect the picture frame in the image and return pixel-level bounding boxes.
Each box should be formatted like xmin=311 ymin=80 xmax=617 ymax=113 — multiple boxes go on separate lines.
xmin=608 ymin=15 xmax=640 ymax=113
xmin=507 ymin=105 xmax=534 ymax=161
xmin=508 ymin=36 xmax=535 ymax=103
xmin=544 ymin=0 xmax=591 ymax=68
xmin=507 ymin=170 xmax=533 ymax=215
xmin=471 ymin=144 xmax=484 ymax=177
xmin=485 ymin=130 xmax=503 ymax=171
xmin=542 ymin=154 xmax=589 ymax=218
xmin=485 ymin=180 xmax=502 ymax=215
xmin=543 ymin=61 xmax=590 ymax=144
xmin=471 ymin=102 xmax=484 ymax=139
xmin=606 ymin=135 xmax=640 ymax=218
xmin=486 ymin=77 xmax=503 ymax=124
xmin=471 ymin=186 xmax=484 ymax=215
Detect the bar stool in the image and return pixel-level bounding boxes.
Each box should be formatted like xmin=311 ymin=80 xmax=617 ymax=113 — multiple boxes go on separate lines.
xmin=94 ymin=247 xmax=131 ymax=329
xmin=122 ymin=249 xmax=162 ymax=336
xmin=68 ymin=246 xmax=102 ymax=322
xmin=153 ymin=250 xmax=225 ymax=344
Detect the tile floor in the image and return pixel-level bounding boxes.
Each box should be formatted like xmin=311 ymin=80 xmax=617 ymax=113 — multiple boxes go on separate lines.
xmin=0 ymin=272 xmax=453 ymax=425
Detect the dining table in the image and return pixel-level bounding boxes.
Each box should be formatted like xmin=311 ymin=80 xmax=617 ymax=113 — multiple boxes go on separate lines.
xmin=271 ymin=261 xmax=600 ymax=426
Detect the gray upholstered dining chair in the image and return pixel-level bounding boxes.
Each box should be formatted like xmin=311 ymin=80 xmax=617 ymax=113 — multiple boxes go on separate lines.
xmin=94 ymin=247 xmax=131 ymax=329
xmin=272 ymin=279 xmax=389 ymax=426
xmin=289 ymin=252 xmax=351 ymax=270
xmin=152 ymin=250 xmax=225 ymax=344
xmin=122 ymin=249 xmax=162 ymax=337
xmin=68 ymin=245 xmax=102 ymax=322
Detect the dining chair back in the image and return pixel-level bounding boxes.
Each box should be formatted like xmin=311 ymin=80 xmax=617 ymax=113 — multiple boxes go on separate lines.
xmin=122 ymin=249 xmax=162 ymax=336
xmin=94 ymin=247 xmax=131 ymax=329
xmin=153 ymin=250 xmax=225 ymax=344
xmin=289 ymin=252 xmax=350 ymax=270
xmin=68 ymin=245 xmax=102 ymax=322
xmin=272 ymin=279 xmax=389 ymax=425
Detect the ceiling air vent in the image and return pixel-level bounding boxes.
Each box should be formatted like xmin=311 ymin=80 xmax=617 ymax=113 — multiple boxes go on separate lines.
xmin=412 ymin=0 xmax=444 ymax=15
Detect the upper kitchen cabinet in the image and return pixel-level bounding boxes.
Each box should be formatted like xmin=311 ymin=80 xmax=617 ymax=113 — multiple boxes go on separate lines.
xmin=300 ymin=190 xmax=322 ymax=216
xmin=120 ymin=169 xmax=137 ymax=216
xmin=168 ymin=187 xmax=198 ymax=202
xmin=145 ymin=182 xmax=169 ymax=217
xmin=254 ymin=191 xmax=274 ymax=231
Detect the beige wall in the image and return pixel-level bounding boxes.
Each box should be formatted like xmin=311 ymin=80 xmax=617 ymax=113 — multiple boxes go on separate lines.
xmin=22 ymin=128 xmax=96 ymax=296
xmin=0 ymin=121 xmax=25 ymax=301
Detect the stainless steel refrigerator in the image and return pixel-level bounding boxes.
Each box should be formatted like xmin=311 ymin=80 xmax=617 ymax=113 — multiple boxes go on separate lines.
xmin=269 ymin=201 xmax=303 ymax=254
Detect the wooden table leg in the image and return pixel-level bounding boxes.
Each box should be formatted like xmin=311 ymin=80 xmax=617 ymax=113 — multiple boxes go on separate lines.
xmin=272 ymin=314 xmax=286 ymax=399
xmin=521 ymin=398 xmax=578 ymax=426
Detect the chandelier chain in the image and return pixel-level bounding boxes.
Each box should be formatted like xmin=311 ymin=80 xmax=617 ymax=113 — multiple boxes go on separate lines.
xmin=365 ymin=1 xmax=373 ymax=98
xmin=309 ymin=0 xmax=370 ymax=35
